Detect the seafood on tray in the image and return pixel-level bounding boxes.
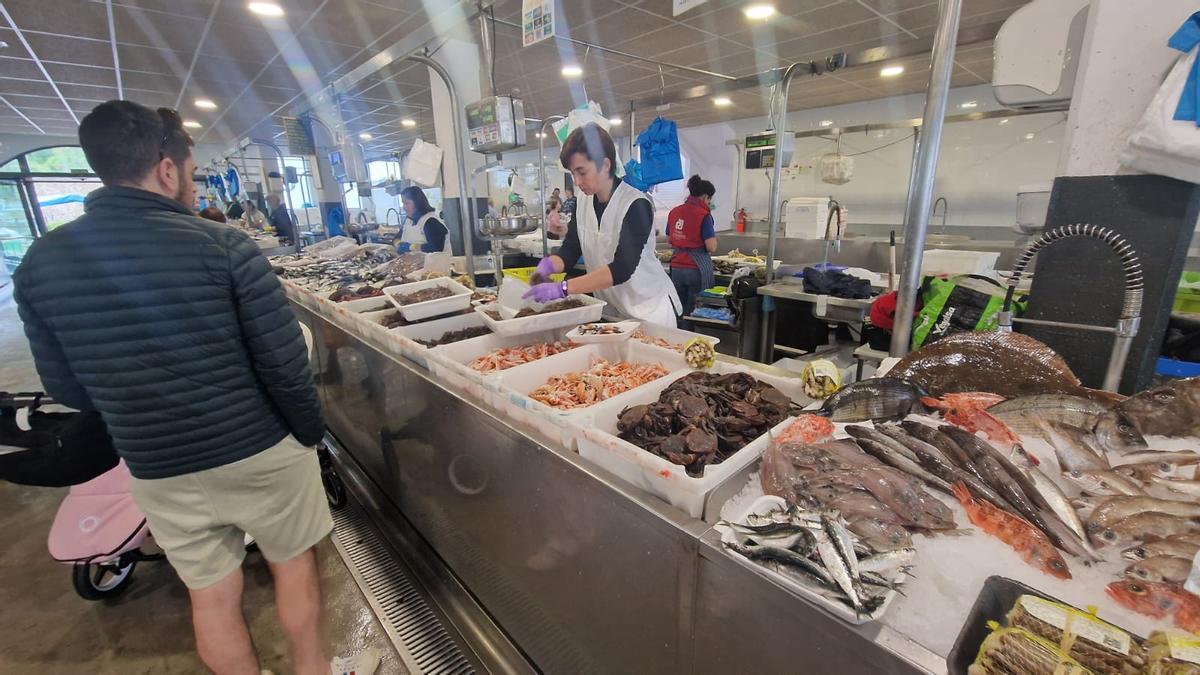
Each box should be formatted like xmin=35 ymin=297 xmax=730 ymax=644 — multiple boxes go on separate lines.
xmin=631 ymin=329 xmax=683 ymax=352
xmin=529 ymin=359 xmax=668 ymax=410
xmin=467 ymin=341 xmax=578 ymax=373
xmin=617 ymin=372 xmax=793 ymax=476
xmin=512 ymin=297 xmax=586 ymax=319
xmin=777 ymin=415 xmax=835 ymax=445
xmin=394 ymin=285 xmax=455 ymax=305
xmin=328 ymin=285 xmax=383 ymax=302
xmin=574 ymin=323 xmax=627 ymax=336
xmin=415 ymin=326 xmax=491 ymax=348
xmin=718 ymin=501 xmax=911 ymax=619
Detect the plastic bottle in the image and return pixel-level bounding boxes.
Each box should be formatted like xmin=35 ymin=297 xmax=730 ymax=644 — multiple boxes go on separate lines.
xmin=736 ymin=208 xmax=747 ymax=233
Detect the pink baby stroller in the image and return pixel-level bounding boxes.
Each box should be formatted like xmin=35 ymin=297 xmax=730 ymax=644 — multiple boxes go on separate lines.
xmin=0 ymin=392 xmax=162 ymax=600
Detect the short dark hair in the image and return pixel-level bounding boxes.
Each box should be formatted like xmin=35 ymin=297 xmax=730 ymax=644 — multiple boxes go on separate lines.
xmin=78 ymin=100 xmax=194 ymax=186
xmin=400 ymin=186 xmax=434 ymax=217
xmin=687 ymin=174 xmax=715 ymax=198
xmin=560 ymin=123 xmax=617 ymax=177
xmin=198 ymin=206 xmax=227 ymax=223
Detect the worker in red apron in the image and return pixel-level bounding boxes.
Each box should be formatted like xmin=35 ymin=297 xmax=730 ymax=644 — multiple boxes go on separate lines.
xmin=666 ymin=175 xmax=718 ymax=320
xmin=525 ymin=123 xmax=681 ymax=326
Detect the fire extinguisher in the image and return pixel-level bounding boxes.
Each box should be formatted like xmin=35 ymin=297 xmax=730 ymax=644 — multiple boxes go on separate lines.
xmin=736 ymin=208 xmax=747 ymax=233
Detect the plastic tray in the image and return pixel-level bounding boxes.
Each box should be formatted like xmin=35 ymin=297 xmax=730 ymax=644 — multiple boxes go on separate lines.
xmin=391 ymin=311 xmax=488 ymax=368
xmin=474 ymin=294 xmax=606 ymax=337
xmin=332 ymin=293 xmax=392 ymax=313
xmin=574 ymin=362 xmax=805 ymax=517
xmin=426 ymin=328 xmax=571 ymax=405
xmin=565 ymin=321 xmax=640 ymax=344
xmin=386 ymin=277 xmax=472 ymax=322
xmin=715 ymin=495 xmax=904 ymax=625
xmin=945 ymin=576 xmax=1143 ymax=675
xmin=493 ymin=341 xmax=686 ymax=449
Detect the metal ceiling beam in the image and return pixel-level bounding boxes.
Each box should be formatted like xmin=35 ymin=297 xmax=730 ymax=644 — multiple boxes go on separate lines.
xmin=0 ymin=1 xmax=80 ymax=125
xmin=0 ymin=94 xmax=44 ymax=134
xmin=722 ymin=106 xmax=1069 ymax=144
xmin=174 ymin=0 xmax=222 ymax=109
xmin=628 ymin=23 xmax=1000 ymax=111
xmin=104 ymin=0 xmax=124 ymax=99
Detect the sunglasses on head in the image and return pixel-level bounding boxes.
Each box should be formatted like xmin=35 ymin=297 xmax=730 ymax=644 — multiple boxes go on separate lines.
xmin=156 ymin=108 xmax=184 ymax=160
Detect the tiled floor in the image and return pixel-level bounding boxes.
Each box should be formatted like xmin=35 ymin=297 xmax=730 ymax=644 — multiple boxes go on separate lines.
xmin=0 ymin=285 xmax=404 ymax=674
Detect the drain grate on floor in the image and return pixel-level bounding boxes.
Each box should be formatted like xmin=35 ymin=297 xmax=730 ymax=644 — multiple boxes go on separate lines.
xmin=330 ymin=507 xmax=477 ymax=675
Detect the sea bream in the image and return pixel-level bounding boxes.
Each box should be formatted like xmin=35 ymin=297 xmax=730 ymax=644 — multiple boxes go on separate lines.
xmin=817 ymin=379 xmax=928 ymax=422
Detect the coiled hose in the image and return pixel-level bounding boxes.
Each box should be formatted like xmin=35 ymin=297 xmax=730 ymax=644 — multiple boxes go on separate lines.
xmin=1002 ymin=224 xmax=1143 ymax=322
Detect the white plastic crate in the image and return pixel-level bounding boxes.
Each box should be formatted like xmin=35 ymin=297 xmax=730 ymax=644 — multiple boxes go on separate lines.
xmin=574 ymin=361 xmax=809 ymax=517
xmin=390 ymin=311 xmax=488 ymax=368
xmin=493 ymin=341 xmax=686 ymax=449
xmin=474 ymin=294 xmax=606 ymax=337
xmin=920 ymin=249 xmax=1001 ymax=277
xmin=631 ymin=322 xmax=720 ymax=361
xmin=426 ymin=328 xmax=571 ymax=405
xmin=386 ymin=277 xmax=472 ymax=322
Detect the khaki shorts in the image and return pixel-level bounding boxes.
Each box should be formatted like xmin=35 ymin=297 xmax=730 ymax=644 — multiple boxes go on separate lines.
xmin=130 ymin=435 xmax=334 ymax=590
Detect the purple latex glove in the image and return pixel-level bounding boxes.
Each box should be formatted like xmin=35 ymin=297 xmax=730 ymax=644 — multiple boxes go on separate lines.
xmin=534 ymin=256 xmax=557 ymax=279
xmin=523 ymin=281 xmax=567 ymax=303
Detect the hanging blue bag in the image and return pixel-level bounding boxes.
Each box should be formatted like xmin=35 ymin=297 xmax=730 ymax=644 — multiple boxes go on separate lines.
xmin=636 ymin=117 xmax=683 ymax=187
xmin=623 ymin=159 xmax=649 ymax=192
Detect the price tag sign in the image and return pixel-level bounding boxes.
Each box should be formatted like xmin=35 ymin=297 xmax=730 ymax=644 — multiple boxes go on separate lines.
xmin=673 ymin=0 xmax=709 ymax=15
xmin=521 ymin=0 xmax=555 ymax=47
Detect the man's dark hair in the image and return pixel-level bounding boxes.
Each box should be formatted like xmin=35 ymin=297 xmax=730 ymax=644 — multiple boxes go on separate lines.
xmin=560 ymin=123 xmax=617 ymax=177
xmin=198 ymin=206 xmax=227 ymax=223
xmin=686 ymin=174 xmax=716 ymax=198
xmin=78 ymin=100 xmax=194 ymax=186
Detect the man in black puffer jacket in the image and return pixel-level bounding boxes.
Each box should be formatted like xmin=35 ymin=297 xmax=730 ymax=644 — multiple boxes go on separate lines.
xmin=14 ymin=101 xmax=333 ymax=675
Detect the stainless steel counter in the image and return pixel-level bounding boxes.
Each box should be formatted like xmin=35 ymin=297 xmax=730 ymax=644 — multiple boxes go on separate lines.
xmin=294 ymin=301 xmax=943 ymax=674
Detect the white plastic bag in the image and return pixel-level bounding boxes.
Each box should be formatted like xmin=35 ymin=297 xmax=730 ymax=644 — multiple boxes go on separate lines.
xmin=1120 ymin=47 xmax=1200 ymax=184
xmin=553 ymin=101 xmax=611 ymax=143
xmin=404 ymin=138 xmax=443 ymax=188
xmin=819 ymin=153 xmax=854 ymax=185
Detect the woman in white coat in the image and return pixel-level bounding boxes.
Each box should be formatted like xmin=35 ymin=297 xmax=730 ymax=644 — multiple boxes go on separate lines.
xmin=398 ymin=186 xmax=451 ymax=254
xmin=525 ymin=123 xmax=681 ymax=327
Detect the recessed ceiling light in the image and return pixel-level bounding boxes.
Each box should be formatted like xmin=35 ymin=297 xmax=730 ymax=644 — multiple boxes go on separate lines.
xmin=1023 ymin=133 xmax=1036 ymax=140
xmin=743 ymin=4 xmax=776 ymax=20
xmin=880 ymin=65 xmax=904 ymax=77
xmin=608 ymin=117 xmax=622 ymax=126
xmin=561 ymin=65 xmax=583 ymax=78
xmin=999 ymin=118 xmax=1010 ymax=125
xmin=713 ymin=96 xmax=732 ymax=107
xmin=183 ymin=120 xmax=202 ymax=129
xmin=401 ymin=118 xmax=416 ymax=127
xmin=959 ymin=100 xmax=978 ymax=109
xmin=536 ymin=132 xmax=546 ymax=138
xmin=194 ymin=98 xmax=216 ymax=109
xmin=248 ymin=2 xmax=284 ymax=16
xmin=359 ymin=133 xmax=373 ymax=140
xmin=818 ymin=120 xmax=833 ymax=127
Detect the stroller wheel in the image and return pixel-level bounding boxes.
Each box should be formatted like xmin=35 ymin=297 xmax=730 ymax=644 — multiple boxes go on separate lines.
xmin=322 ymin=469 xmax=347 ymax=509
xmin=72 ymin=559 xmax=136 ymax=600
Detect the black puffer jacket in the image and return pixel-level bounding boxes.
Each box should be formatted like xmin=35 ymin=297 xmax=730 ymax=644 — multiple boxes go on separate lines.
xmin=13 ymin=187 xmax=324 ymax=479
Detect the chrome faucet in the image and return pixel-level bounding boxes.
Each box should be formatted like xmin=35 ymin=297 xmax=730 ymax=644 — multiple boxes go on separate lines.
xmin=822 ymin=197 xmax=843 ymax=267
xmin=385 ymin=207 xmax=401 ymax=226
xmin=932 ymin=197 xmax=948 ymax=235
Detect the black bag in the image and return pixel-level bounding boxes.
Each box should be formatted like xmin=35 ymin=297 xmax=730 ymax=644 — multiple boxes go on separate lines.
xmin=727 ymin=274 xmax=763 ymax=321
xmin=0 ymin=394 xmax=119 ymax=487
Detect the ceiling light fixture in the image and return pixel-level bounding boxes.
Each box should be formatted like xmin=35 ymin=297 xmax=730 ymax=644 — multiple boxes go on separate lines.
xmin=1023 ymin=133 xmax=1036 ymax=140
xmin=818 ymin=120 xmax=833 ymax=127
xmin=401 ymin=118 xmax=416 ymax=127
xmin=743 ymin=4 xmax=776 ymax=20
xmin=561 ymin=65 xmax=583 ymax=78
xmin=608 ymin=117 xmax=622 ymax=126
xmin=880 ymin=65 xmax=904 ymax=77
xmin=713 ymin=96 xmax=732 ymax=107
xmin=183 ymin=120 xmax=202 ymax=129
xmin=999 ymin=118 xmax=1010 ymax=125
xmin=194 ymin=98 xmax=216 ymax=109
xmin=248 ymin=2 xmax=284 ymax=16
xmin=959 ymin=100 xmax=978 ymax=109
xmin=359 ymin=133 xmax=373 ymax=140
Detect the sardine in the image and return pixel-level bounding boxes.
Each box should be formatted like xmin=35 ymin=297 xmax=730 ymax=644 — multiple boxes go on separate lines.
xmin=817 ymin=378 xmax=928 ymax=423
xmin=1088 ymin=496 xmax=1200 ymax=530
xmin=724 ymin=541 xmax=836 ymax=587
xmin=812 ymin=523 xmax=861 ymax=611
xmin=1124 ymin=555 xmax=1192 ymax=584
xmin=1063 ymin=469 xmax=1145 ymax=496
xmin=821 ymin=513 xmax=861 ymax=584
xmin=858 ymin=548 xmax=916 ymax=573
xmin=1093 ymin=411 xmax=1149 ymax=454
xmin=1123 ymin=538 xmax=1200 ymax=562
xmin=1111 ymin=377 xmax=1200 ymax=438
xmin=1092 ymin=512 xmax=1200 ymax=548
xmin=1032 ymin=415 xmax=1109 ymax=472
xmin=852 ymin=436 xmax=954 ymax=495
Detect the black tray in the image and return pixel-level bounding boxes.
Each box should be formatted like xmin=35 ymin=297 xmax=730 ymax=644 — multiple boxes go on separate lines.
xmin=946 ymin=575 xmax=1144 ymax=675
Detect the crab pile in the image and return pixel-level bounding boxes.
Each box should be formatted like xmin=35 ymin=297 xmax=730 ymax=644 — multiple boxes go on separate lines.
xmin=617 ymin=372 xmax=793 ymax=476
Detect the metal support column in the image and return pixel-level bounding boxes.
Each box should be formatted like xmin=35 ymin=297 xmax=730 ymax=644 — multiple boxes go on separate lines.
xmin=538 ymin=115 xmax=565 ymax=259
xmin=250 ymin=139 xmax=301 ymax=254
xmin=888 ymin=0 xmax=963 ymax=357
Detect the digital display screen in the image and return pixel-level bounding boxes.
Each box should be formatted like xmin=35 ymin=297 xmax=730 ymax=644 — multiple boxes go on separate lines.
xmin=468 ymin=101 xmax=497 ymax=129
xmin=746 ymin=133 xmax=774 ymax=150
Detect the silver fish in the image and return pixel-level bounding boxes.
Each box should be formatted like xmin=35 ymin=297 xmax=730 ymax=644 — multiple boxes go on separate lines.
xmin=1124 ymin=555 xmax=1192 ymax=584
xmin=1093 ymin=411 xmax=1149 ymax=454
xmin=845 ymin=426 xmax=920 ymax=463
xmin=1088 ymin=496 xmax=1200 ymax=530
xmin=1122 ymin=539 xmax=1200 ymax=562
xmin=852 ymin=436 xmax=953 ymax=495
xmin=884 ymin=424 xmax=1012 ymax=510
xmin=812 ymin=524 xmax=861 ymax=611
xmin=1063 ymin=469 xmax=1145 ymax=497
xmin=821 ymin=512 xmax=861 ymax=584
xmin=1149 ymin=475 xmax=1200 ymax=497
xmin=1110 ymin=451 xmax=1200 ymax=467
xmin=1091 ymin=512 xmax=1200 ymax=548
xmin=858 ymin=548 xmax=916 ymax=573
xmin=1032 ymin=415 xmax=1110 ymax=473
xmin=988 ymin=394 xmax=1109 ymax=438
xmin=1025 ymin=466 xmax=1097 ymax=559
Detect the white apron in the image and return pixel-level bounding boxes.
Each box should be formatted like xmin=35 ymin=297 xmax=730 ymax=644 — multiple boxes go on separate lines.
xmin=576 ymin=181 xmax=681 ymax=326
xmin=401 ymin=212 xmax=451 ymax=254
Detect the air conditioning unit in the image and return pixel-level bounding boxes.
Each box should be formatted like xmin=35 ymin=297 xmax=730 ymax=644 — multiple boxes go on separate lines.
xmin=992 ymin=0 xmax=1090 ymax=110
